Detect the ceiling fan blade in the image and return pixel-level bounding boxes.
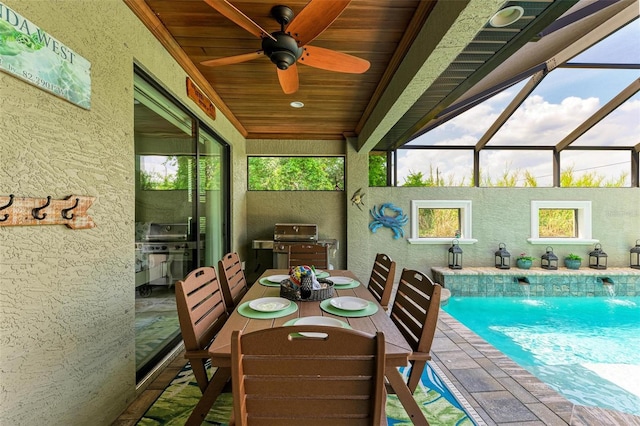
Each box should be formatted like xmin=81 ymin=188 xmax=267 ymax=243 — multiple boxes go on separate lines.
xmin=298 ymin=45 xmax=369 ymax=74
xmin=200 ymin=51 xmax=263 ymax=67
xmin=287 ymin=0 xmax=351 ymax=46
xmin=277 ymin=65 xmax=299 ymax=94
xmin=203 ymin=0 xmax=276 ymax=41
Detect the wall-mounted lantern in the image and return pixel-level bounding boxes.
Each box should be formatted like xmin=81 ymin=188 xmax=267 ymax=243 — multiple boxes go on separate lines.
xmin=588 ymin=243 xmax=608 ymax=270
xmin=495 ymin=243 xmax=511 ymax=269
xmin=631 ymin=240 xmax=640 ymax=269
xmin=541 ymin=246 xmax=558 ymax=270
xmin=448 ymin=239 xmax=463 ymax=270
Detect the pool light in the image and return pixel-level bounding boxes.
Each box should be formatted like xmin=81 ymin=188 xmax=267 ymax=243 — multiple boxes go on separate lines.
xmin=588 ymin=243 xmax=608 ymax=270
xmin=540 ymin=246 xmax=558 ymax=270
xmin=630 ymin=239 xmax=640 ymax=269
xmin=448 ymin=239 xmax=463 ymax=269
xmin=494 ymin=242 xmax=511 ymax=269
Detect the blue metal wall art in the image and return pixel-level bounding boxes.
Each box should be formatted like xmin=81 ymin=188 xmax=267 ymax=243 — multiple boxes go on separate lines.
xmin=369 ymin=203 xmax=407 ymax=239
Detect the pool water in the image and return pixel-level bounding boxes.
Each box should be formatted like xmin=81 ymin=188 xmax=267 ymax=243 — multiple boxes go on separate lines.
xmin=443 ymin=296 xmax=640 ymax=416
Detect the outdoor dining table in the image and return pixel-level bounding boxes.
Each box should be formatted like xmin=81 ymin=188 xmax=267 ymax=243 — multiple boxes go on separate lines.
xmin=185 ymin=269 xmax=429 ymax=426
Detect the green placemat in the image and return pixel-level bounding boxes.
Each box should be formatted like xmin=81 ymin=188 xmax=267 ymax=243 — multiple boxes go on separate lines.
xmin=259 ymin=277 xmax=282 ymax=287
xmin=237 ymin=300 xmax=298 ymax=319
xmin=315 ymin=271 xmax=330 ymax=279
xmin=332 ymin=281 xmax=360 ymax=290
xmin=320 ymin=298 xmax=378 ymax=317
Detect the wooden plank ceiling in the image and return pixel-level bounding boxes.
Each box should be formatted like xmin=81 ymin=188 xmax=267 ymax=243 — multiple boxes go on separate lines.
xmin=129 ymin=0 xmax=432 ymax=140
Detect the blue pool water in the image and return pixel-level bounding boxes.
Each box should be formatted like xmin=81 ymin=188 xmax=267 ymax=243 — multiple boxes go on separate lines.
xmin=443 ymin=296 xmax=640 ymax=416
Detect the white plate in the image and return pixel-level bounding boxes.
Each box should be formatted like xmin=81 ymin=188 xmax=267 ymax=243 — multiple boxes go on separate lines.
xmin=249 ymin=297 xmax=291 ymax=312
xmin=295 ymin=316 xmax=344 ymax=327
xmin=330 ymin=276 xmax=354 ymax=285
xmin=330 ymin=296 xmax=369 ymax=311
xmin=266 ymin=274 xmax=290 ymax=283
xmin=294 ymin=316 xmax=345 ymax=337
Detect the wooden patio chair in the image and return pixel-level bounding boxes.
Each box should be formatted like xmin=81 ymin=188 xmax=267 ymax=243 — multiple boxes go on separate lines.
xmin=230 ymin=326 xmax=386 ymax=426
xmin=367 ymin=253 xmax=396 ymax=311
xmin=218 ymin=252 xmax=249 ymax=313
xmin=287 ymin=243 xmax=329 ymax=269
xmin=175 ymin=266 xmax=229 ymax=393
xmin=389 ymin=268 xmax=442 ymax=393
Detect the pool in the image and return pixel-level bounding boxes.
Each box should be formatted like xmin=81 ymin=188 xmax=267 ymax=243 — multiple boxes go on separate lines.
xmin=443 ymin=296 xmax=640 ymax=416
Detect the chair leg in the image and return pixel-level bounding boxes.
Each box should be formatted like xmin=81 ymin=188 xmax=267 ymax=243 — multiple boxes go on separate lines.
xmin=190 ymin=358 xmax=210 ymax=393
xmin=185 ymin=367 xmax=231 ymax=426
xmin=385 ymin=367 xmax=429 ymax=426
xmin=406 ymin=360 xmax=426 ymax=394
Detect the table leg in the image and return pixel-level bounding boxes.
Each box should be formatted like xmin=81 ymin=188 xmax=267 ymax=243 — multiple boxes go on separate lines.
xmin=185 ymin=366 xmax=231 ymax=426
xmin=385 ymin=366 xmax=429 ymax=426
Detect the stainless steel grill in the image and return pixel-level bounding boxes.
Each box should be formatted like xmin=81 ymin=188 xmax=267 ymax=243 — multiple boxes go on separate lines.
xmin=251 ymin=223 xmax=338 ymax=269
xmin=135 ymin=222 xmax=194 ymax=296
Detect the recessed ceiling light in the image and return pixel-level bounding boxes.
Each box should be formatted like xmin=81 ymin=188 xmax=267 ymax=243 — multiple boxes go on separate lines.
xmin=290 ymin=101 xmax=304 ymax=108
xmin=489 ymin=6 xmax=524 ymax=28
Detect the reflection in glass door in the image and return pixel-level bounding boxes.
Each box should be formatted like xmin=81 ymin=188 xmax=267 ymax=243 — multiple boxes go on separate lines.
xmin=133 ymin=70 xmax=228 ymax=381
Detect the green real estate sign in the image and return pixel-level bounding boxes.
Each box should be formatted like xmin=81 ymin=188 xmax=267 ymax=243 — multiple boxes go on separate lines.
xmin=0 ymin=2 xmax=91 ymax=109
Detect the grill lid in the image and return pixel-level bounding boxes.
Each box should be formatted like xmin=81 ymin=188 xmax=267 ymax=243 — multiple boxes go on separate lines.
xmin=274 ymin=223 xmax=318 ymax=242
xmin=145 ymin=223 xmax=189 ymax=241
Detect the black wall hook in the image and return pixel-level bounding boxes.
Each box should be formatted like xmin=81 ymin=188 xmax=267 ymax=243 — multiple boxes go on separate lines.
xmin=0 ymin=194 xmax=14 ymax=222
xmin=32 ymin=196 xmax=51 ymax=220
xmin=61 ymin=197 xmax=79 ymax=220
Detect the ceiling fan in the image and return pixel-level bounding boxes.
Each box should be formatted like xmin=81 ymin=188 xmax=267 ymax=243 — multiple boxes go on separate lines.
xmin=200 ymin=0 xmax=370 ymax=94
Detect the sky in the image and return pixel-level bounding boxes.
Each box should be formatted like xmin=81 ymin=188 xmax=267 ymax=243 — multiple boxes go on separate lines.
xmin=397 ymin=19 xmax=640 ymax=187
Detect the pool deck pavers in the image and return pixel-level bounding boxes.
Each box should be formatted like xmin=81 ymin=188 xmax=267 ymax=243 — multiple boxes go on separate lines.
xmin=432 ymin=311 xmax=640 ymax=426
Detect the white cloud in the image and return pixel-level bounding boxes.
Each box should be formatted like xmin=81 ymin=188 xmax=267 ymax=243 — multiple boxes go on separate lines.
xmin=397 ymin=93 xmax=637 ymax=186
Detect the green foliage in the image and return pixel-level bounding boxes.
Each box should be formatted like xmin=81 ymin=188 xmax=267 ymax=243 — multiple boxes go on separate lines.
xmin=402 ymin=166 xmax=444 ymax=187
xmin=401 ymin=162 xmax=628 ymax=188
xmin=248 ymin=157 xmax=344 ymax=191
xmin=368 ymin=153 xmax=387 ymax=187
xmin=418 ymin=208 xmax=460 ymax=238
xmin=561 ymin=166 xmax=627 ymax=187
xmin=539 ymin=209 xmax=575 ymax=237
xmin=566 ymin=253 xmax=582 ymax=260
xmin=139 ymin=155 xmax=221 ymax=190
xmin=517 ymin=253 xmax=536 ymax=261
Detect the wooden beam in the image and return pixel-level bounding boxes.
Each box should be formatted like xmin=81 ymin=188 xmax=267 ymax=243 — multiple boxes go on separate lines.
xmin=123 ymin=0 xmax=247 ymax=137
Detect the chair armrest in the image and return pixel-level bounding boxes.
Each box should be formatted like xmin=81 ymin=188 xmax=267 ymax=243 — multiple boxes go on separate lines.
xmin=185 ymin=349 xmax=213 ymax=359
xmin=408 ymin=352 xmax=431 ymax=362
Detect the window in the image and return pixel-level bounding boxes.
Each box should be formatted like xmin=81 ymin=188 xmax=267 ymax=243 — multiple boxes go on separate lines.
xmin=529 ymin=200 xmax=597 ymax=244
xmin=408 ymin=200 xmax=476 ymax=244
xmin=248 ymin=156 xmax=344 ymax=191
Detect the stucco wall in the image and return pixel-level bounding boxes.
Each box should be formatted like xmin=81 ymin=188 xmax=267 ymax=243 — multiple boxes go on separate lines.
xmin=345 ymin=185 xmax=640 ymax=286
xmin=0 ymin=1 xmax=245 ymax=424
xmin=245 ymin=139 xmax=347 ymax=280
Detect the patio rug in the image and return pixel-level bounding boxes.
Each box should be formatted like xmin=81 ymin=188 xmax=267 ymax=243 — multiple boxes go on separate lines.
xmin=137 ymin=360 xmax=475 ymax=425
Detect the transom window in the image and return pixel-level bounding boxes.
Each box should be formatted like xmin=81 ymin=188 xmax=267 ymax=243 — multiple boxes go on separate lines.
xmin=248 ymin=156 xmax=344 ymax=191
xmin=529 ymin=200 xmax=597 ymax=244
xmin=409 ymin=200 xmax=476 ymax=244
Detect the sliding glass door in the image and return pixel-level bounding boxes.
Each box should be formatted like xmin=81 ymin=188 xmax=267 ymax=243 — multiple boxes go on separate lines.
xmin=133 ymin=69 xmax=229 ymax=381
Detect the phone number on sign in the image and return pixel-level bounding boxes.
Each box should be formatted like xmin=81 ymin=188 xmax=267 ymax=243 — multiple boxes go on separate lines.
xmin=22 ymin=70 xmax=64 ymax=94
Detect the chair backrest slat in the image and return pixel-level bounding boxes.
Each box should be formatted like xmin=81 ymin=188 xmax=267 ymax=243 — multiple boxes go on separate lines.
xmin=287 ymin=243 xmax=329 ymax=269
xmin=218 ymin=252 xmax=249 ymax=312
xmin=389 ymin=268 xmax=442 ymax=393
xmin=175 ymin=266 xmax=229 ymax=392
xmin=367 ymin=253 xmax=396 ymax=310
xmin=231 ymin=326 xmax=386 ymax=425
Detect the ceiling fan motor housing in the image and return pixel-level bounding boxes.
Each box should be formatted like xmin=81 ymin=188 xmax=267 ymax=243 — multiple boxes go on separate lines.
xmin=262 ymin=31 xmax=303 ymax=70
